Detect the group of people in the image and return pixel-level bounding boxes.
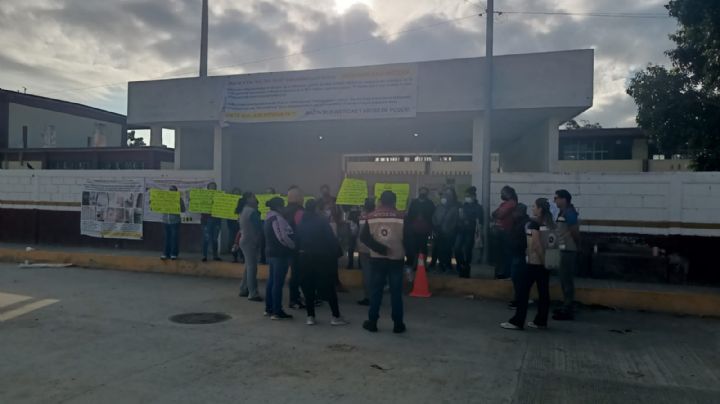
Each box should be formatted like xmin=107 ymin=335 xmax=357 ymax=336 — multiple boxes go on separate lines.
xmin=160 ymin=181 xmax=580 ymax=333
xmin=492 ymin=187 xmax=580 ymax=330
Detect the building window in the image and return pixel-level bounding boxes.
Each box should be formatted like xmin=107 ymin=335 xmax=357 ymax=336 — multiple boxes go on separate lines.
xmin=560 ymin=138 xmax=633 ymax=160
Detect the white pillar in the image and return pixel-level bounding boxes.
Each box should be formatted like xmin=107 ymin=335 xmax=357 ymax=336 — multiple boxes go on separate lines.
xmin=150 ymin=126 xmax=163 ymax=147
xmin=547 ymin=119 xmax=560 ymax=172
xmin=213 ymin=124 xmax=222 ymax=188
xmin=173 ymin=128 xmax=182 ymax=170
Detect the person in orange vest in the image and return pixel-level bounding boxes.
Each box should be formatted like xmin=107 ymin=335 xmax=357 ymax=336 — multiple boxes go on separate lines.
xmin=359 ymin=191 xmax=406 ymax=334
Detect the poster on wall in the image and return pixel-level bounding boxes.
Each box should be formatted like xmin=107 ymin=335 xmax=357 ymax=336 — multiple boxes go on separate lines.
xmin=223 ymin=64 xmax=417 ymax=123
xmin=143 ymin=179 xmax=214 ymax=224
xmin=81 ymin=179 xmax=145 ymax=240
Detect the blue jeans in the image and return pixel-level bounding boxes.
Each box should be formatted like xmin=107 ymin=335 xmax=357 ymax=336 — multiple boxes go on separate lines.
xmin=368 ymin=258 xmax=404 ymax=325
xmin=265 ymin=256 xmax=290 ymax=315
xmin=202 ymin=218 xmax=220 ymax=259
xmin=163 ymin=223 xmax=179 ymax=257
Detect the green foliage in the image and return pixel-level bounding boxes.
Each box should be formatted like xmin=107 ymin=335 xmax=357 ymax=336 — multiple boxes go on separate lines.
xmin=627 ymin=0 xmax=720 ymax=171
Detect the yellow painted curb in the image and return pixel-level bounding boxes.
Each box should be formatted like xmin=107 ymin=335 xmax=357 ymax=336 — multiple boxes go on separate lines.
xmin=1 ymin=248 xmax=719 ymax=317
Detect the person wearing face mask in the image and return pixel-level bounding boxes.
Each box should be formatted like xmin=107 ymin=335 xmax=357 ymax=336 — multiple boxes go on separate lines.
xmin=432 ymin=187 xmax=460 ymax=273
xmin=454 ymin=186 xmax=482 ymax=278
xmin=404 ymin=186 xmax=436 ymax=271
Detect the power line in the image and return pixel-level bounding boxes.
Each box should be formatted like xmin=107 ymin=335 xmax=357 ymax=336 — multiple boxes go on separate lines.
xmin=494 ymin=10 xmax=671 ymax=19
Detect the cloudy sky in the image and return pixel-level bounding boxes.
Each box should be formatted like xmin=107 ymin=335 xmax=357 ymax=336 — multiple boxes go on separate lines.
xmin=0 ymin=0 xmax=678 ymax=132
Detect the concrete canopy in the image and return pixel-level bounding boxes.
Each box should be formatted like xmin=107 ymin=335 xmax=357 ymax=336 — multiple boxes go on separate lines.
xmin=127 ymin=49 xmax=593 ymax=194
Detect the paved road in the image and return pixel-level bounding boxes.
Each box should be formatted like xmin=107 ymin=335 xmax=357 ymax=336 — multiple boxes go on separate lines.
xmin=1 ymin=264 xmax=718 ymax=404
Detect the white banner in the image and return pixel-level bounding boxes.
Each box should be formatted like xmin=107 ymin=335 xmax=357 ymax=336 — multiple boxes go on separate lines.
xmin=81 ymin=179 xmax=145 ymax=240
xmin=143 ymin=178 xmax=215 ymax=224
xmin=223 ymin=64 xmax=417 ymax=123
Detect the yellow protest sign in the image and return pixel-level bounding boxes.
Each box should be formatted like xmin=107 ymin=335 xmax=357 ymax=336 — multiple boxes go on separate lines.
xmin=189 ymin=189 xmax=216 ymax=213
xmin=211 ymin=192 xmax=241 ymax=220
xmin=374 ymin=183 xmax=410 ymax=211
xmin=256 ymin=194 xmax=283 ymax=220
xmin=336 ymin=178 xmax=368 ymax=206
xmin=149 ymin=189 xmax=181 ymax=214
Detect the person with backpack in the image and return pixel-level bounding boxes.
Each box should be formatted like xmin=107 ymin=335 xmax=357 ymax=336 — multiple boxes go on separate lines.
xmin=455 ymin=186 xmax=483 ymax=278
xmin=502 ymin=198 xmax=555 ymax=330
xmin=264 ymin=197 xmax=296 ymax=320
xmin=405 ymin=187 xmax=435 ymax=271
xmin=432 ymin=187 xmax=460 ymax=273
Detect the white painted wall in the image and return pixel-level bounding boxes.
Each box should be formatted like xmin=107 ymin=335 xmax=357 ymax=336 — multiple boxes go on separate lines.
xmin=8 ymin=103 xmax=123 ymax=148
xmin=0 ymin=170 xmax=216 ymax=212
xmin=2 ymin=170 xmax=718 ymax=237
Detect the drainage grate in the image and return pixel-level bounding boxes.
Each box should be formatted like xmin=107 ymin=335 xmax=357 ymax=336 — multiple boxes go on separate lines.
xmin=169 ymin=312 xmax=231 ymax=325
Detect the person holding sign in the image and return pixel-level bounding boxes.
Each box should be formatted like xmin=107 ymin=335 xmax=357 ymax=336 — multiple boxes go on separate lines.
xmin=201 ymin=182 xmax=222 ymax=262
xmin=161 ymin=185 xmax=185 ymax=260
xmin=283 ymin=186 xmax=306 ymax=310
xmin=236 ymin=192 xmax=263 ymax=302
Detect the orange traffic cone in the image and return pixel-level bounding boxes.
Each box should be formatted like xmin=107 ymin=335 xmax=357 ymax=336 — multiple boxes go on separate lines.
xmin=410 ymin=254 xmax=432 ymax=298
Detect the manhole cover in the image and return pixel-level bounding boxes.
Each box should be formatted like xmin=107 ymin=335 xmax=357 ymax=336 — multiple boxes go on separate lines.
xmin=169 ymin=312 xmax=231 ymax=325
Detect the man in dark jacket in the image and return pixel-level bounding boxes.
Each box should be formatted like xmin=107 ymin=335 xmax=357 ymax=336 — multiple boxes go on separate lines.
xmin=404 ymin=186 xmax=435 ymax=270
xmin=455 ymin=186 xmax=483 ymax=278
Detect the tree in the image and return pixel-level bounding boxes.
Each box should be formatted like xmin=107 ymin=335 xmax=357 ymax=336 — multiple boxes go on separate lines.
xmin=126 ymin=130 xmax=146 ymax=147
xmin=627 ymin=0 xmax=720 ymax=171
xmin=562 ymin=119 xmax=602 ymax=130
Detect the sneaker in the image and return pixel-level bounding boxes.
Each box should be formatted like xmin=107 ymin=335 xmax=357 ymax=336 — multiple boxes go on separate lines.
xmin=315 ymin=300 xmax=323 ymax=307
xmin=201 ymin=257 xmax=207 ymax=263
xmin=393 ymin=323 xmax=407 ymax=334
xmin=263 ymin=311 xmax=270 ymax=317
xmin=500 ymin=322 xmax=522 ymax=330
xmin=331 ymin=317 xmax=349 ymax=326
xmin=362 ymin=320 xmax=378 ymax=333
xmin=248 ymin=296 xmax=263 ymax=302
xmin=507 ymin=301 xmax=517 ymax=309
xmin=213 ymin=256 xmax=222 ymax=262
xmin=238 ymin=291 xmax=249 ymax=298
xmin=306 ymin=316 xmax=316 ymax=326
xmin=160 ymin=255 xmax=168 ymax=260
xmin=289 ymin=302 xmax=306 ymax=310
xmin=170 ymin=256 xmax=177 ymax=260
xmin=527 ymin=322 xmax=547 ymax=329
xmin=357 ymin=298 xmax=370 ymax=306
xmin=270 ymin=312 xmax=293 ymax=320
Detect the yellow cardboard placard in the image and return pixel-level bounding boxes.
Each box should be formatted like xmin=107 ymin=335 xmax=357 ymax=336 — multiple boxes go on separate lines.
xmin=336 ymin=178 xmax=368 ymax=206
xmin=149 ymin=189 xmax=181 ymax=214
xmin=211 ymin=192 xmax=241 ymax=220
xmin=374 ymin=183 xmax=410 ymax=211
xmin=256 ymin=194 xmax=284 ymax=220
xmin=189 ymin=189 xmax=216 ymax=213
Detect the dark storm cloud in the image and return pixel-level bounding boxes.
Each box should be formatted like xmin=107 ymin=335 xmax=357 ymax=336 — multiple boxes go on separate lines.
xmin=0 ymin=0 xmax=679 ymax=125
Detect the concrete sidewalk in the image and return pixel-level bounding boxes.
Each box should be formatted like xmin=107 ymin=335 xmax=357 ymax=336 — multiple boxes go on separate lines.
xmin=1 ymin=243 xmax=719 ymax=317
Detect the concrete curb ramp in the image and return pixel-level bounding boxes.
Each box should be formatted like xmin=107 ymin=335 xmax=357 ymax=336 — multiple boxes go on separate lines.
xmin=1 ymin=248 xmax=719 ymax=318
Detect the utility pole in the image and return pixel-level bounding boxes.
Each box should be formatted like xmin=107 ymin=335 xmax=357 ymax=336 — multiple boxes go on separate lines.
xmin=200 ymin=0 xmax=209 ymax=77
xmin=482 ymin=0 xmax=494 ymax=264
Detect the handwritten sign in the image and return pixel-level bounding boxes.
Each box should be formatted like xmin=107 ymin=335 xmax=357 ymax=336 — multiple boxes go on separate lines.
xmin=256 ymin=194 xmax=283 ymax=220
xmin=189 ymin=189 xmax=216 ymax=213
xmin=211 ymin=192 xmax=241 ymax=220
xmin=336 ymin=178 xmax=368 ymax=206
xmin=149 ymin=189 xmax=181 ymax=214
xmin=374 ymin=183 xmax=410 ymax=211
